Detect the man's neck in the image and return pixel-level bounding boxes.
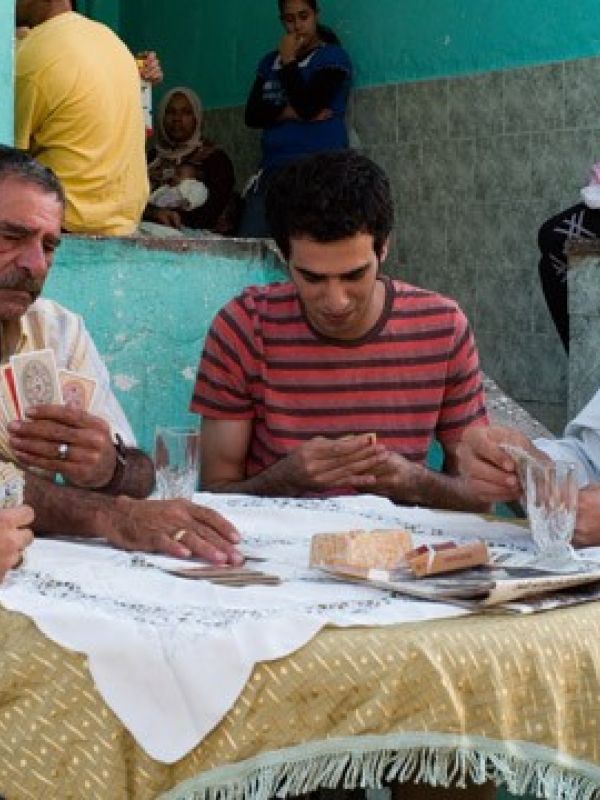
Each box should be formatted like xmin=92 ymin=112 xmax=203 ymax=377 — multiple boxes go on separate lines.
xmin=29 ymin=1 xmax=72 ymax=27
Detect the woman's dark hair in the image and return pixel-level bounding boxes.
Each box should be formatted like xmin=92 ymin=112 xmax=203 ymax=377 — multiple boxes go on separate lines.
xmin=266 ymin=150 xmax=394 ymax=261
xmin=277 ymin=0 xmax=341 ymax=46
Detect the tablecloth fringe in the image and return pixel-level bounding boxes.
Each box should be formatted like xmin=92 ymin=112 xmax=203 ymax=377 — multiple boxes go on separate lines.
xmin=161 ymin=741 xmax=600 ymax=800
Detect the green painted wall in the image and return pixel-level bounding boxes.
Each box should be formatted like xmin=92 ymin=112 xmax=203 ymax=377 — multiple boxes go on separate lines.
xmin=45 ymin=237 xmax=286 ymax=453
xmin=79 ymin=0 xmax=120 ymax=31
xmin=1 ymin=0 xmax=13 ymax=144
xmin=118 ymin=0 xmax=600 ymax=109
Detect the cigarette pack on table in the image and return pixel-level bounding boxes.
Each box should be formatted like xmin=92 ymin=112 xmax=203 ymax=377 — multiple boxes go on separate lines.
xmin=309 ymin=528 xmax=413 ymax=570
xmin=406 ymin=540 xmax=489 ymax=577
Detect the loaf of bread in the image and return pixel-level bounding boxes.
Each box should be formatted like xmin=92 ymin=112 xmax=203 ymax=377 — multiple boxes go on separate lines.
xmin=309 ymin=528 xmax=413 ymax=570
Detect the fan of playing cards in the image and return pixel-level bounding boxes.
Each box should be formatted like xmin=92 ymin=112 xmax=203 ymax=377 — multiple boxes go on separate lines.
xmin=0 ymin=349 xmax=96 ymax=425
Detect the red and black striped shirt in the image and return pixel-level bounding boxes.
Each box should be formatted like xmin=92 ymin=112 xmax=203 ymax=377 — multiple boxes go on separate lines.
xmin=191 ymin=277 xmax=487 ymax=477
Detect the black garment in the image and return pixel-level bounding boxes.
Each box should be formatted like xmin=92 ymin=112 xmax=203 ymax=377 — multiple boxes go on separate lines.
xmin=538 ymin=202 xmax=600 ymax=352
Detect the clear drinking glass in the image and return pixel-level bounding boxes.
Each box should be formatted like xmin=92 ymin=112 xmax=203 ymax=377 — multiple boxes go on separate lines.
xmin=525 ymin=459 xmax=577 ymax=567
xmin=154 ymin=426 xmax=200 ymax=500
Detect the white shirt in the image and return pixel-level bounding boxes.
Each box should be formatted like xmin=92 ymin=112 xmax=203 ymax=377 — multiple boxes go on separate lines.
xmin=535 ymin=388 xmax=600 ymax=487
xmin=0 ymin=297 xmax=135 ymax=462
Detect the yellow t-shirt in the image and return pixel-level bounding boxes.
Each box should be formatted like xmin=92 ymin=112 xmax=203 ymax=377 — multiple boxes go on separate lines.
xmin=15 ymin=13 xmax=149 ymax=236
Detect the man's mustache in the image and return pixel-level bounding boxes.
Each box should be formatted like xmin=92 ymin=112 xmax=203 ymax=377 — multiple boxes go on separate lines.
xmin=0 ymin=271 xmax=44 ymax=296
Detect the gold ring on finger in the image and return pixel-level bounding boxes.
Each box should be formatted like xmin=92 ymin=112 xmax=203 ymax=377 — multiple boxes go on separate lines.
xmin=172 ymin=529 xmax=187 ymax=542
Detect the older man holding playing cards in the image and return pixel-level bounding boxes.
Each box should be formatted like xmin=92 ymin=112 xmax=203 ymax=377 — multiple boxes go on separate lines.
xmin=0 ymin=146 xmax=241 ymax=566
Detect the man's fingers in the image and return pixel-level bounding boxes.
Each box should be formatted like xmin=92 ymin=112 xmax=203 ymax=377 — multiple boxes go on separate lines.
xmin=0 ymin=527 xmax=33 ymax=570
xmin=155 ymin=531 xmax=234 ymax=565
xmin=0 ymin=505 xmax=34 ymax=528
xmin=24 ymin=404 xmax=108 ymax=430
xmin=186 ymin=531 xmax=244 ymax=565
xmin=10 ymin=421 xmax=109 ymax=450
xmin=467 ymin=477 xmax=521 ymax=504
xmin=11 ymin=436 xmax=102 ymax=464
xmin=12 ymin=448 xmax=89 ymax=476
xmin=188 ymin=504 xmax=241 ymax=543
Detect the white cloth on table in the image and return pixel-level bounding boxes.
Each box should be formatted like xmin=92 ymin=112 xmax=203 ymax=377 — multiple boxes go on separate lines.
xmin=0 ymin=493 xmax=533 ymax=764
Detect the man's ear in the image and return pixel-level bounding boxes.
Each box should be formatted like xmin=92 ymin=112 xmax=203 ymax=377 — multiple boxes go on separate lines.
xmin=379 ymin=236 xmax=391 ymax=265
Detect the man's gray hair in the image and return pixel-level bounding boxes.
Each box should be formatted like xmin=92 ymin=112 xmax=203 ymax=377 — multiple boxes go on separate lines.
xmin=0 ymin=146 xmax=65 ymax=207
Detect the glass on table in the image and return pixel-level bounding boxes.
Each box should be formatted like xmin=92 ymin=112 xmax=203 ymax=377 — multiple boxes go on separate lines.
xmin=153 ymin=426 xmax=200 ymax=500
xmin=525 ymin=458 xmax=577 ymax=568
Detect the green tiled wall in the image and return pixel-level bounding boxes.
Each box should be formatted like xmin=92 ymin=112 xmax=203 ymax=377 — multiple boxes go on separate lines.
xmin=203 ymin=56 xmax=600 ymax=433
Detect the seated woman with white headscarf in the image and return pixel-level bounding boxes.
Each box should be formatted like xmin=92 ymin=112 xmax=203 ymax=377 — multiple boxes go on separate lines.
xmin=143 ymin=87 xmax=239 ymax=235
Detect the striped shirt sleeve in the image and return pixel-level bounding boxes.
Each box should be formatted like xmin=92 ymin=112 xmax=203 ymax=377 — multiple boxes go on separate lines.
xmin=435 ymin=307 xmax=488 ymax=443
xmin=191 ymin=297 xmax=257 ymax=420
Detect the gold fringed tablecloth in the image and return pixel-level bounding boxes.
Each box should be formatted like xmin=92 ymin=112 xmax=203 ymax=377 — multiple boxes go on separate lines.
xmin=1 ymin=602 xmax=600 ymax=800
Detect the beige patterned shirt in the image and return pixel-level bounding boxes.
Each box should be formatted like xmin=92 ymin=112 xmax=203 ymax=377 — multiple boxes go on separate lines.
xmin=0 ymin=297 xmax=135 ymax=461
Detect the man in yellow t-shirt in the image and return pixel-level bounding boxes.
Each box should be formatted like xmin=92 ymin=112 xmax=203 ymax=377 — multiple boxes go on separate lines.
xmin=15 ymin=0 xmax=149 ymax=236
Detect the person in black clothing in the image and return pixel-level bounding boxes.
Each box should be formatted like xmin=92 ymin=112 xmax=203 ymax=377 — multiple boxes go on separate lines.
xmin=238 ymin=0 xmax=352 ymax=237
xmin=538 ymin=202 xmax=600 ymax=353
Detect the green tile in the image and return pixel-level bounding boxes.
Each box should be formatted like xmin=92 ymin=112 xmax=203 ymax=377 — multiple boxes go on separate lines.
xmin=530 ymin=130 xmax=594 ymax=208
xmin=366 ymin=142 xmax=423 ymax=208
xmin=475 ymin=135 xmax=532 ymax=203
xmin=476 ymin=327 xmax=566 ymax=404
xmin=449 ymin=72 xmax=504 ymax=138
xmin=504 ymin=63 xmax=564 ymax=133
xmin=397 ymin=78 xmax=449 ymax=142
xmin=421 ymin=137 xmax=476 ymax=203
xmin=352 ymin=85 xmax=397 ymax=146
xmin=396 ymin=202 xmax=448 ymax=276
xmin=564 ymin=56 xmax=600 ymax=128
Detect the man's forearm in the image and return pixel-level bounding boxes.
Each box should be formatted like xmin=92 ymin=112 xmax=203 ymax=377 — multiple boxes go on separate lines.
xmin=25 ymin=472 xmax=119 ymax=537
xmin=99 ymin=447 xmax=154 ymax=498
xmin=395 ymin=464 xmax=491 ymax=512
xmin=203 ymin=460 xmax=303 ymax=497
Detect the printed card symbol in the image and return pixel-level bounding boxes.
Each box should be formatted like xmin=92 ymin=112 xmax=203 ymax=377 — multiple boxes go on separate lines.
xmin=22 ymin=360 xmax=55 ymax=406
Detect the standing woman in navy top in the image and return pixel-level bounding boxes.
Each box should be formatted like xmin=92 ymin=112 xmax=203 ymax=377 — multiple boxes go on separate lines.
xmin=238 ymin=0 xmax=352 ymax=237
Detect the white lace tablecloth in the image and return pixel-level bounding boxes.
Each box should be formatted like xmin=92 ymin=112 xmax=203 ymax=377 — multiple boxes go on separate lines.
xmin=0 ymin=493 xmax=533 ymax=764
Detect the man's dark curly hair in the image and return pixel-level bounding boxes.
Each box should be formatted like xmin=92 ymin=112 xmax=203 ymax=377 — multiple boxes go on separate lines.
xmin=265 ymin=150 xmax=394 ymax=261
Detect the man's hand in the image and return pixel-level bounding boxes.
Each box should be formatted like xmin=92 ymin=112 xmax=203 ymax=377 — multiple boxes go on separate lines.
xmin=9 ymin=405 xmax=117 ymax=489
xmin=366 ymin=449 xmax=420 ymax=501
xmin=0 ymin=505 xmax=34 ymax=580
xmin=108 ymin=496 xmax=243 ymax=564
xmin=456 ymin=426 xmax=542 ymax=504
xmin=136 ymin=50 xmax=163 ymax=85
xmin=574 ymin=486 xmax=600 ymax=546
xmin=267 ymin=434 xmax=383 ymax=494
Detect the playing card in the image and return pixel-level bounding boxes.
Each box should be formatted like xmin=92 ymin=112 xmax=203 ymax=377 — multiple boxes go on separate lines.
xmin=0 ymin=461 xmax=24 ymax=508
xmin=0 ymin=364 xmax=21 ymax=420
xmin=0 ymin=385 xmax=11 ymax=425
xmin=58 ymin=370 xmax=97 ymax=412
xmin=10 ymin=349 xmax=62 ymax=414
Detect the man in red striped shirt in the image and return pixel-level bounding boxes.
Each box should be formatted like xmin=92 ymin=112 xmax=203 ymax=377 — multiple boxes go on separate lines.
xmin=192 ymin=150 xmax=489 ymax=510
